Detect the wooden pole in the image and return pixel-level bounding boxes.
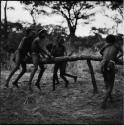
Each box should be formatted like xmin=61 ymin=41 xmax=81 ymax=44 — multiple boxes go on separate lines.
xmin=26 ymin=55 xmax=123 ymax=65
xmin=24 ymin=55 xmax=123 ymax=93
xmin=87 ymin=59 xmax=98 ymax=93
xmin=42 ymin=55 xmax=103 ymax=64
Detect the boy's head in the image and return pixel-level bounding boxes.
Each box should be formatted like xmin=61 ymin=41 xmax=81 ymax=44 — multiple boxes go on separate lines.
xmin=106 ymin=35 xmax=116 ymax=44
xmin=38 ymin=29 xmax=47 ymax=39
xmin=58 ymin=38 xmax=64 ymax=45
xmin=26 ymin=28 xmax=36 ymax=38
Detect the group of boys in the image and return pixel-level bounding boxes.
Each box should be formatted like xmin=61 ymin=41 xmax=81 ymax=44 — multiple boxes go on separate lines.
xmin=5 ymin=28 xmax=77 ymax=92
xmin=5 ymin=28 xmax=123 ymax=109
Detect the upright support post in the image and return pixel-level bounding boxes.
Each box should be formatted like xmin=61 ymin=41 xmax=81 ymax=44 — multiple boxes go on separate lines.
xmin=87 ymin=59 xmax=98 ymax=93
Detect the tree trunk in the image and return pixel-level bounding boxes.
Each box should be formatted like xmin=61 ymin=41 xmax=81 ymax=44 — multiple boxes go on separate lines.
xmin=31 ymin=13 xmax=36 ymax=25
xmin=65 ymin=18 xmax=76 ymax=41
xmin=4 ymin=0 xmax=8 ymax=39
xmin=69 ymin=25 xmax=76 ymax=40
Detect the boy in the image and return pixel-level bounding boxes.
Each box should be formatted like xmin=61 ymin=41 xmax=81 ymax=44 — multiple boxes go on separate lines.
xmin=49 ymin=38 xmax=77 ymax=91
xmin=100 ymin=34 xmax=123 ymax=109
xmin=28 ymin=29 xmax=51 ymax=91
xmin=5 ymin=28 xmax=35 ymax=88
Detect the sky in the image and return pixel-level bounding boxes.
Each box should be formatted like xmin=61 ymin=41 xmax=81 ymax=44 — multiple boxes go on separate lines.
xmin=1 ymin=1 xmax=123 ymax=37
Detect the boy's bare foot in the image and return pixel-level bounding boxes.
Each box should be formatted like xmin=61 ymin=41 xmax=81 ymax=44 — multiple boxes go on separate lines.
xmin=12 ymin=81 xmax=19 ymax=88
xmin=35 ymin=82 xmax=41 ymax=90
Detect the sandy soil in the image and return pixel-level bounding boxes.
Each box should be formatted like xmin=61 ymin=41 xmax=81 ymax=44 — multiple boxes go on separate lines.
xmin=0 ymin=66 xmax=124 ymax=124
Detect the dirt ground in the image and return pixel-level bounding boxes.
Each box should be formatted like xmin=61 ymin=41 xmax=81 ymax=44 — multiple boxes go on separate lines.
xmin=0 ymin=65 xmax=124 ymax=124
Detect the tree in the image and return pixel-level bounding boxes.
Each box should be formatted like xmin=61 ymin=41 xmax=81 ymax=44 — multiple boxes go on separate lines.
xmin=4 ymin=0 xmax=8 ymax=39
xmin=3 ymin=1 xmax=15 ymax=39
xmin=7 ymin=21 xmax=23 ymax=32
xmin=109 ymin=1 xmax=123 ymax=18
xmin=91 ymin=27 xmax=110 ymax=35
xmin=95 ymin=1 xmax=123 ymax=34
xmin=47 ymin=1 xmax=95 ymax=39
xmin=20 ymin=1 xmax=96 ymax=42
xmin=23 ymin=5 xmax=38 ymax=25
xmin=1 ymin=20 xmax=24 ymax=52
xmin=21 ymin=1 xmax=48 ymax=25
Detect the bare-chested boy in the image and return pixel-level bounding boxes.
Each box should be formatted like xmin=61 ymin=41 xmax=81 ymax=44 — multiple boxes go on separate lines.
xmin=5 ymin=28 xmax=35 ymax=88
xmin=47 ymin=38 xmax=77 ymax=91
xmin=100 ymin=34 xmax=123 ymax=109
xmin=28 ymin=29 xmax=51 ymax=91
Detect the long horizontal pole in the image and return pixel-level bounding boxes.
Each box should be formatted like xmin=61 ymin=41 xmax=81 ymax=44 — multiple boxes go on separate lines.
xmin=41 ymin=55 xmax=123 ymax=65
xmin=26 ymin=55 xmax=123 ymax=65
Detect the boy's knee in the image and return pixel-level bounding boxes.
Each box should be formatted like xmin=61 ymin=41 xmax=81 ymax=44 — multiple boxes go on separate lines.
xmin=34 ymin=66 xmax=38 ymax=71
xmin=22 ymin=68 xmax=27 ymax=72
xmin=40 ymin=65 xmax=45 ymax=71
xmin=53 ymin=73 xmax=57 ymax=78
xmin=60 ymin=73 xmax=64 ymax=78
xmin=15 ymin=65 xmax=20 ymax=70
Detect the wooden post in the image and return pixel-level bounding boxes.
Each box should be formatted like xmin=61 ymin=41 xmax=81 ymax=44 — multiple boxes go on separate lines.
xmin=87 ymin=59 xmax=98 ymax=93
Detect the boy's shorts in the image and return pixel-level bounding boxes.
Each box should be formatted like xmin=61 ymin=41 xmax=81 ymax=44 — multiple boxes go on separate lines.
xmin=101 ymin=60 xmax=115 ymax=73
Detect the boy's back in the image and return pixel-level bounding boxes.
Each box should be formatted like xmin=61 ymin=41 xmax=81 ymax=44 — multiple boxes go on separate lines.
xmin=18 ymin=36 xmax=33 ymax=54
xmin=101 ymin=43 xmax=120 ymax=62
xmin=31 ymin=37 xmax=41 ymax=53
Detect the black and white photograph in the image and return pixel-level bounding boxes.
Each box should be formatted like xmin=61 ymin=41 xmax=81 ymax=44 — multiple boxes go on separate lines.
xmin=0 ymin=0 xmax=124 ymax=124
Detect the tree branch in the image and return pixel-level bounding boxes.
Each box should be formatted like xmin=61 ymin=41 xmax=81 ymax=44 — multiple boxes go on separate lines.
xmin=118 ymin=7 xmax=123 ymax=18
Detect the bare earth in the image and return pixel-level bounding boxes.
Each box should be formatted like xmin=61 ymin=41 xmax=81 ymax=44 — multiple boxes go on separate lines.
xmin=0 ymin=66 xmax=124 ymax=124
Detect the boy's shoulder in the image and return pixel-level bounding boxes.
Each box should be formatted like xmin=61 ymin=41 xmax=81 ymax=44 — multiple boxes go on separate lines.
xmin=61 ymin=44 xmax=66 ymax=49
xmin=22 ymin=36 xmax=27 ymax=40
xmin=100 ymin=43 xmax=112 ymax=55
xmin=33 ymin=37 xmax=40 ymax=42
xmin=114 ymin=42 xmax=121 ymax=49
xmin=102 ymin=43 xmax=112 ymax=49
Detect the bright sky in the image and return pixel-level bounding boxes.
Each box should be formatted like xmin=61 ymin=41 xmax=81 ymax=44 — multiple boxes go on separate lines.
xmin=1 ymin=1 xmax=123 ymax=37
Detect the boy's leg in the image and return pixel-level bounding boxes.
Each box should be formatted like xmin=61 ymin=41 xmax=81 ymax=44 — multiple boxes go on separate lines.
xmin=64 ymin=73 xmax=77 ymax=82
xmin=55 ymin=74 xmax=60 ymax=84
xmin=101 ymin=63 xmax=115 ymax=109
xmin=60 ymin=63 xmax=69 ymax=88
xmin=108 ymin=70 xmax=115 ymax=103
xmin=35 ymin=63 xmax=45 ymax=90
xmin=53 ymin=63 xmax=59 ymax=91
xmin=101 ymin=66 xmax=109 ymax=109
xmin=54 ymin=63 xmax=60 ymax=84
xmin=12 ymin=62 xmax=27 ymax=88
xmin=28 ymin=53 xmax=39 ymax=91
xmin=105 ymin=63 xmax=115 ymax=103
xmin=62 ymin=62 xmax=77 ymax=82
xmin=5 ymin=51 xmax=20 ymax=87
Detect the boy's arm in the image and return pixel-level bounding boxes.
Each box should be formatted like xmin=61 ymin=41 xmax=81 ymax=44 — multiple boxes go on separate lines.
xmin=68 ymin=50 xmax=74 ymax=56
xmin=18 ymin=37 xmax=25 ymax=49
xmin=51 ymin=46 xmax=56 ymax=56
xmin=99 ymin=47 xmax=104 ymax=56
xmin=63 ymin=46 xmax=67 ymax=56
xmin=35 ymin=39 xmax=51 ymax=58
xmin=99 ymin=43 xmax=110 ymax=56
xmin=115 ymin=43 xmax=123 ymax=58
xmin=117 ymin=47 xmax=123 ymax=58
xmin=117 ymin=53 xmax=123 ymax=59
xmin=40 ymin=48 xmax=51 ymax=58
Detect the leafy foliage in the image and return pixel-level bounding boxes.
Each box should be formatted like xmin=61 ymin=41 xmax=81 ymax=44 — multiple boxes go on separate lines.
xmin=20 ymin=1 xmax=96 ymax=38
xmin=47 ymin=1 xmax=96 ymax=37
